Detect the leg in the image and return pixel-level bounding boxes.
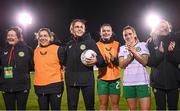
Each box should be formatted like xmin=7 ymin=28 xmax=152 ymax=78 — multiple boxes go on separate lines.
xmin=2 ymin=92 xmax=16 ymax=110
xmin=153 ymin=88 xmax=166 ymax=110
xmin=123 ymin=86 xmax=137 ymax=110
xmin=137 ymin=85 xmax=151 ymax=110
xmin=109 ymin=95 xmax=120 ymax=110
xmin=167 ymin=88 xmax=179 ymax=110
xmin=99 ymin=95 xmax=109 ymax=110
xmin=109 ymin=79 xmax=120 ymax=110
xmin=97 ymin=79 xmax=109 ymax=110
xmin=16 ymin=90 xmax=29 ymax=110
xmin=81 ymin=85 xmax=95 ymax=110
xmin=49 ymin=93 xmax=63 ymax=110
xmin=126 ymin=98 xmax=137 ymax=110
xmin=139 ymin=97 xmax=151 ymax=110
xmin=66 ymin=85 xmax=80 ymax=110
xmin=49 ymin=82 xmax=64 ymax=110
xmin=37 ymin=94 xmax=49 ymax=110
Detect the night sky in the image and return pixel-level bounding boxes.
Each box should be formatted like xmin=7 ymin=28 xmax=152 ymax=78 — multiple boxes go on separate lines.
xmin=0 ymin=0 xmax=180 ymax=48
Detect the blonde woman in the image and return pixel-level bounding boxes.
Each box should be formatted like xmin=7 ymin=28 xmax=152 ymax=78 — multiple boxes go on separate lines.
xmin=63 ymin=19 xmax=105 ymax=110
xmin=147 ymin=20 xmax=179 ymax=110
xmin=119 ymin=25 xmax=151 ymax=110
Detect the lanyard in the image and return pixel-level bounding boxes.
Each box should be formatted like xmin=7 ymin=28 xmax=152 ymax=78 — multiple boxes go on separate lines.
xmin=8 ymin=46 xmax=14 ymax=66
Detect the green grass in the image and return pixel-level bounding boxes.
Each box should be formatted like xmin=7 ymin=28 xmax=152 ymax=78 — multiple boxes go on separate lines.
xmin=0 ymin=68 xmax=180 ymax=110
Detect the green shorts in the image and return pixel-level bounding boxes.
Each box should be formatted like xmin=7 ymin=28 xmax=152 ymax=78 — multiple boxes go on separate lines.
xmin=123 ymin=85 xmax=151 ymax=99
xmin=97 ymin=79 xmax=121 ymax=95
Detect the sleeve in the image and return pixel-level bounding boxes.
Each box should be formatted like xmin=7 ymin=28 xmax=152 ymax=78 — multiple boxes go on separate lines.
xmin=61 ymin=45 xmax=67 ymax=66
xmin=57 ymin=46 xmax=65 ymax=69
xmin=141 ymin=42 xmax=150 ymax=55
xmin=28 ymin=46 xmax=34 ymax=72
xmin=111 ymin=57 xmax=119 ymax=66
xmin=167 ymin=49 xmax=180 ymax=64
xmin=0 ymin=48 xmax=3 ymax=83
xmin=0 ymin=48 xmax=2 ymax=65
xmin=111 ymin=43 xmax=120 ymax=66
xmin=167 ymin=39 xmax=180 ymax=64
xmin=0 ymin=48 xmax=2 ymax=73
xmin=118 ymin=46 xmax=127 ymax=58
xmin=147 ymin=41 xmax=164 ymax=67
xmin=89 ymin=39 xmax=107 ymax=68
xmin=58 ymin=46 xmax=65 ymax=64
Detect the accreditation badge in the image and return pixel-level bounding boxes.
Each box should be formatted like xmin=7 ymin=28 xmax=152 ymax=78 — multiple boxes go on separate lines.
xmin=4 ymin=66 xmax=13 ymax=79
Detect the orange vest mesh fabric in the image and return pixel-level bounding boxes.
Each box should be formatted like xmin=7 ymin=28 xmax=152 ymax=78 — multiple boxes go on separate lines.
xmin=96 ymin=40 xmax=120 ymax=80
xmin=34 ymin=44 xmax=64 ymax=86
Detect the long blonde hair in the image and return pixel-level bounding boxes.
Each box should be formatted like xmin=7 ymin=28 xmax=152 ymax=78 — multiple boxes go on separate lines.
xmin=123 ymin=25 xmax=139 ymax=42
xmin=150 ymin=19 xmax=172 ymax=37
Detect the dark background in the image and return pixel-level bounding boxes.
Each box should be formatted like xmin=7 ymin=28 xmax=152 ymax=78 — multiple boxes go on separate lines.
xmin=0 ymin=0 xmax=180 ymax=48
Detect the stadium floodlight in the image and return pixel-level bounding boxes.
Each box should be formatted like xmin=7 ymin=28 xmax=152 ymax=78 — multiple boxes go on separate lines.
xmin=146 ymin=12 xmax=161 ymax=31
xmin=17 ymin=12 xmax=32 ymax=26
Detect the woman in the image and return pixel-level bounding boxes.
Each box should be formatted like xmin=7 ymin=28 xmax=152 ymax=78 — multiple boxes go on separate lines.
xmin=34 ymin=28 xmax=64 ymax=110
xmin=96 ymin=24 xmax=120 ymax=110
xmin=119 ymin=25 xmax=151 ymax=110
xmin=63 ymin=19 xmax=105 ymax=110
xmin=0 ymin=26 xmax=33 ymax=110
xmin=147 ymin=20 xmax=179 ymax=110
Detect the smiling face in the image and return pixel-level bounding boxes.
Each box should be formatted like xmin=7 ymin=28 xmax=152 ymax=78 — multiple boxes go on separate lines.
xmin=100 ymin=25 xmax=113 ymax=40
xmin=71 ymin=21 xmax=85 ymax=37
xmin=157 ymin=20 xmax=171 ymax=36
xmin=123 ymin=29 xmax=136 ymax=45
xmin=7 ymin=30 xmax=19 ymax=45
xmin=38 ymin=30 xmax=52 ymax=46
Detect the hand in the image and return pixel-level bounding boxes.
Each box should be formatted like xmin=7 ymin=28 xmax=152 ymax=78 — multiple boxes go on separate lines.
xmin=159 ymin=41 xmax=164 ymax=53
xmin=104 ymin=54 xmax=111 ymax=64
xmin=126 ymin=43 xmax=132 ymax=51
xmin=146 ymin=37 xmax=153 ymax=43
xmin=109 ymin=52 xmax=115 ymax=61
xmin=85 ymin=56 xmax=97 ymax=65
xmin=126 ymin=44 xmax=136 ymax=55
xmin=168 ymin=41 xmax=176 ymax=52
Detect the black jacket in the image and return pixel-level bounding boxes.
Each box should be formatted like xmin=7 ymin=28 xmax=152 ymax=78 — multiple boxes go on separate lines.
xmin=0 ymin=42 xmax=34 ymax=92
xmin=147 ymin=34 xmax=179 ymax=89
xmin=63 ymin=33 xmax=106 ymax=86
xmin=166 ymin=36 xmax=180 ymax=87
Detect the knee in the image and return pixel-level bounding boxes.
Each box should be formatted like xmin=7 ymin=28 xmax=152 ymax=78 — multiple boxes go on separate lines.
xmin=100 ymin=105 xmax=108 ymax=110
xmin=111 ymin=104 xmax=119 ymax=110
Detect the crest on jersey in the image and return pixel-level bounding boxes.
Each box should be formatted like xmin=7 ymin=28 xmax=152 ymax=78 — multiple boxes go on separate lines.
xmin=18 ymin=51 xmax=25 ymax=57
xmin=80 ymin=44 xmax=86 ymax=50
xmin=135 ymin=47 xmax=141 ymax=52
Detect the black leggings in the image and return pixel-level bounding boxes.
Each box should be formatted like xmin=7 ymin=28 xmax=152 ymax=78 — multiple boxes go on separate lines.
xmin=2 ymin=90 xmax=29 ymax=110
xmin=153 ymin=88 xmax=179 ymax=110
xmin=37 ymin=93 xmax=63 ymax=110
xmin=66 ymin=85 xmax=95 ymax=110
